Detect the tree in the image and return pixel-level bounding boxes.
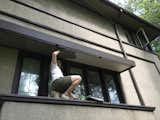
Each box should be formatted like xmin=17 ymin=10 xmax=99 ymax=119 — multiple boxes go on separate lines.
xmin=124 ymin=0 xmax=160 ymax=58
xmin=124 ymin=0 xmax=160 ymax=26
xmin=110 ymin=0 xmax=160 ymax=57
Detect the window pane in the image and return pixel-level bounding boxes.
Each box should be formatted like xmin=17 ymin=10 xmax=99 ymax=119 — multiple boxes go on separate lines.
xmin=103 ymin=74 xmax=120 ymax=104
xmin=87 ymin=70 xmax=103 ymax=100
xmin=70 ymin=66 xmax=85 ymax=99
xmin=18 ymin=57 xmax=40 ymax=96
xmin=137 ymin=31 xmax=148 ymax=47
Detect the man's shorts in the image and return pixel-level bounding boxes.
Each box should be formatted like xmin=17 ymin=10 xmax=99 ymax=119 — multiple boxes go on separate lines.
xmin=51 ymin=76 xmax=72 ymax=93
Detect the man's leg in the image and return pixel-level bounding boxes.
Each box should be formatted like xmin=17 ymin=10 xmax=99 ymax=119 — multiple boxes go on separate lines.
xmin=63 ymin=75 xmax=82 ymax=98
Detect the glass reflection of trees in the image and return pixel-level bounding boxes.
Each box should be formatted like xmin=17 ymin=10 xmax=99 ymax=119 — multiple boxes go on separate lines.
xmin=70 ymin=67 xmax=85 ymax=99
xmin=104 ymin=74 xmax=120 ymax=104
xmin=18 ymin=58 xmax=40 ymax=96
xmin=87 ymin=70 xmax=103 ymax=99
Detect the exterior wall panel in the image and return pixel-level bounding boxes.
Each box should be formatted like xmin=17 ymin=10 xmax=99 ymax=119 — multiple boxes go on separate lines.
xmin=0 ymin=0 xmax=121 ymax=51
xmin=124 ymin=44 xmax=156 ymax=61
xmin=130 ymin=56 xmax=160 ymax=120
xmin=0 ymin=102 xmax=155 ymax=120
xmin=120 ymin=71 xmax=140 ymax=105
xmin=0 ymin=47 xmax=18 ymax=94
xmin=14 ymin=0 xmax=117 ymax=39
xmin=0 ymin=0 xmax=160 ymax=120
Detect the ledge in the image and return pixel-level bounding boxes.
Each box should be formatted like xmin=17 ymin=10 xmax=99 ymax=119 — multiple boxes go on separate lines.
xmin=0 ymin=18 xmax=135 ymax=72
xmin=0 ymin=94 xmax=155 ymax=112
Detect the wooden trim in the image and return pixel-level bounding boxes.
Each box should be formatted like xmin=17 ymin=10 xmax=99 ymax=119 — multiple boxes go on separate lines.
xmin=0 ymin=94 xmax=155 ymax=112
xmin=0 ymin=98 xmax=4 ymax=113
xmin=8 ymin=0 xmax=159 ymax=56
xmin=11 ymin=51 xmax=23 ymax=94
xmin=99 ymin=70 xmax=110 ymax=102
xmin=0 ymin=17 xmax=135 ymax=72
xmin=114 ymin=24 xmax=145 ymax=105
xmin=114 ymin=74 xmax=126 ymax=103
xmin=38 ymin=56 xmax=50 ymax=96
xmin=122 ymin=41 xmax=157 ymax=56
xmin=0 ymin=10 xmax=122 ymax=54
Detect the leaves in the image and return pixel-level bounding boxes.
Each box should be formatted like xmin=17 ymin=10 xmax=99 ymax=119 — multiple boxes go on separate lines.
xmin=124 ymin=0 xmax=160 ymax=57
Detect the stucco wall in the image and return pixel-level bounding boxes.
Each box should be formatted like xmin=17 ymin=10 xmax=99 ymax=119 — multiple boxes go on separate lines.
xmin=0 ymin=47 xmax=18 ymax=94
xmin=0 ymin=0 xmax=160 ymax=120
xmin=120 ymin=71 xmax=140 ymax=105
xmin=129 ymin=56 xmax=160 ymax=120
xmin=0 ymin=0 xmax=121 ymax=52
xmin=0 ymin=102 xmax=156 ymax=120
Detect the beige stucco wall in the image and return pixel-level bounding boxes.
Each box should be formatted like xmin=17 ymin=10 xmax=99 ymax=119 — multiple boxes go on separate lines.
xmin=0 ymin=47 xmax=18 ymax=94
xmin=0 ymin=102 xmax=156 ymax=120
xmin=16 ymin=0 xmax=117 ymax=39
xmin=129 ymin=56 xmax=160 ymax=120
xmin=0 ymin=0 xmax=160 ymax=120
xmin=0 ymin=0 xmax=121 ymax=52
xmin=120 ymin=71 xmax=140 ymax=105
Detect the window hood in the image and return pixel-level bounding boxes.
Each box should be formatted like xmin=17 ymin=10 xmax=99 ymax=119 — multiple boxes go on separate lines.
xmin=0 ymin=19 xmax=135 ymax=72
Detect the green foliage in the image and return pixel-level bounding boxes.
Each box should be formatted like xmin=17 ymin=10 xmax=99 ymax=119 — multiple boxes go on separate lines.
xmin=123 ymin=0 xmax=160 ymax=57
xmin=125 ymin=0 xmax=160 ymax=26
xmin=151 ymin=38 xmax=160 ymax=58
xmin=110 ymin=0 xmax=160 ymax=57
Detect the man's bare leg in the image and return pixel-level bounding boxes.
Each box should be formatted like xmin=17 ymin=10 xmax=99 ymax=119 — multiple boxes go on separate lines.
xmin=64 ymin=75 xmax=82 ymax=98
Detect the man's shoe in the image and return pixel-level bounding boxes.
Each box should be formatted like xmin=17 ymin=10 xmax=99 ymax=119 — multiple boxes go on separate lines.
xmin=61 ymin=94 xmax=70 ymax=100
xmin=50 ymin=90 xmax=61 ymax=98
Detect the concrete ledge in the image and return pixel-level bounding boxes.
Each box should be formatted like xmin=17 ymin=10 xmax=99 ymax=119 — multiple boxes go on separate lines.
xmin=0 ymin=17 xmax=135 ymax=72
xmin=0 ymin=94 xmax=155 ymax=112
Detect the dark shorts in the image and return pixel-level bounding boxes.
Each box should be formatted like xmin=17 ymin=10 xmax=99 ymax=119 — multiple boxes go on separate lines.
xmin=51 ymin=76 xmax=72 ymax=93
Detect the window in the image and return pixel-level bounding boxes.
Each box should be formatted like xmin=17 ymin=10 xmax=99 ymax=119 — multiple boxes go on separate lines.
xmin=18 ymin=57 xmax=40 ymax=96
xmin=87 ymin=69 xmax=103 ymax=99
xmin=14 ymin=51 xmax=125 ymax=104
xmin=64 ymin=61 xmax=125 ymax=103
xmin=125 ymin=28 xmax=152 ymax=51
xmin=13 ymin=51 xmax=50 ymax=96
xmin=103 ymin=74 xmax=120 ymax=104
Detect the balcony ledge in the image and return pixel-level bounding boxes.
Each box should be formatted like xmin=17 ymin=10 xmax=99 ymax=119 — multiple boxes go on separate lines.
xmin=0 ymin=94 xmax=155 ymax=112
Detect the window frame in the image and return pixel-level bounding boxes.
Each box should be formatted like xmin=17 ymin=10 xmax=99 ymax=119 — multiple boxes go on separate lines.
xmin=63 ymin=60 xmax=125 ymax=103
xmin=12 ymin=50 xmax=50 ymax=96
xmin=13 ymin=50 xmax=125 ymax=103
xmin=124 ymin=28 xmax=153 ymax=52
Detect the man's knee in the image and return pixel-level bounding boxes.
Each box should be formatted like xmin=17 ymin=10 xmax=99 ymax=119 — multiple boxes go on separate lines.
xmin=71 ymin=75 xmax=82 ymax=84
xmin=71 ymin=75 xmax=81 ymax=81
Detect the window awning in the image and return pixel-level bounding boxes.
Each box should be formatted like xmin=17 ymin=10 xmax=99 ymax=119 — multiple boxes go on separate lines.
xmin=0 ymin=19 xmax=135 ymax=72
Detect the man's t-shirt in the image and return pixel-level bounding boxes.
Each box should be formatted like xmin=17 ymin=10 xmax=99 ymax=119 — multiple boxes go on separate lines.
xmin=51 ymin=63 xmax=64 ymax=82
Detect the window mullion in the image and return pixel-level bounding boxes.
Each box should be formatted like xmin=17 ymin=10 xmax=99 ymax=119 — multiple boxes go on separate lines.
xmin=38 ymin=56 xmax=50 ymax=96
xmin=82 ymin=67 xmax=90 ymax=96
xmin=114 ymin=74 xmax=125 ymax=103
xmin=99 ymin=70 xmax=110 ymax=102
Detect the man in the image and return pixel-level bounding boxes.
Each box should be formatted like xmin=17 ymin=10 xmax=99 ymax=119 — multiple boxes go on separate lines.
xmin=50 ymin=50 xmax=81 ymax=99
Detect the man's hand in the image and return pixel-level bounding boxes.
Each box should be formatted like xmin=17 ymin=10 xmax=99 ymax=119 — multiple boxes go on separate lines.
xmin=52 ymin=50 xmax=60 ymax=56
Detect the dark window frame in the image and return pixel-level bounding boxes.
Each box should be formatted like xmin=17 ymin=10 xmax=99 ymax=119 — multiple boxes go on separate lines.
xmin=12 ymin=50 xmax=125 ymax=103
xmin=12 ymin=50 xmax=50 ymax=96
xmin=63 ymin=60 xmax=125 ymax=103
xmin=124 ymin=28 xmax=153 ymax=52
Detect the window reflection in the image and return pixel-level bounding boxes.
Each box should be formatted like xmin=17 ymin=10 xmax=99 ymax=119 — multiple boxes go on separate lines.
xmin=18 ymin=57 xmax=40 ymax=96
xmin=104 ymin=74 xmax=120 ymax=104
xmin=87 ymin=70 xmax=103 ymax=100
xmin=70 ymin=67 xmax=85 ymax=99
